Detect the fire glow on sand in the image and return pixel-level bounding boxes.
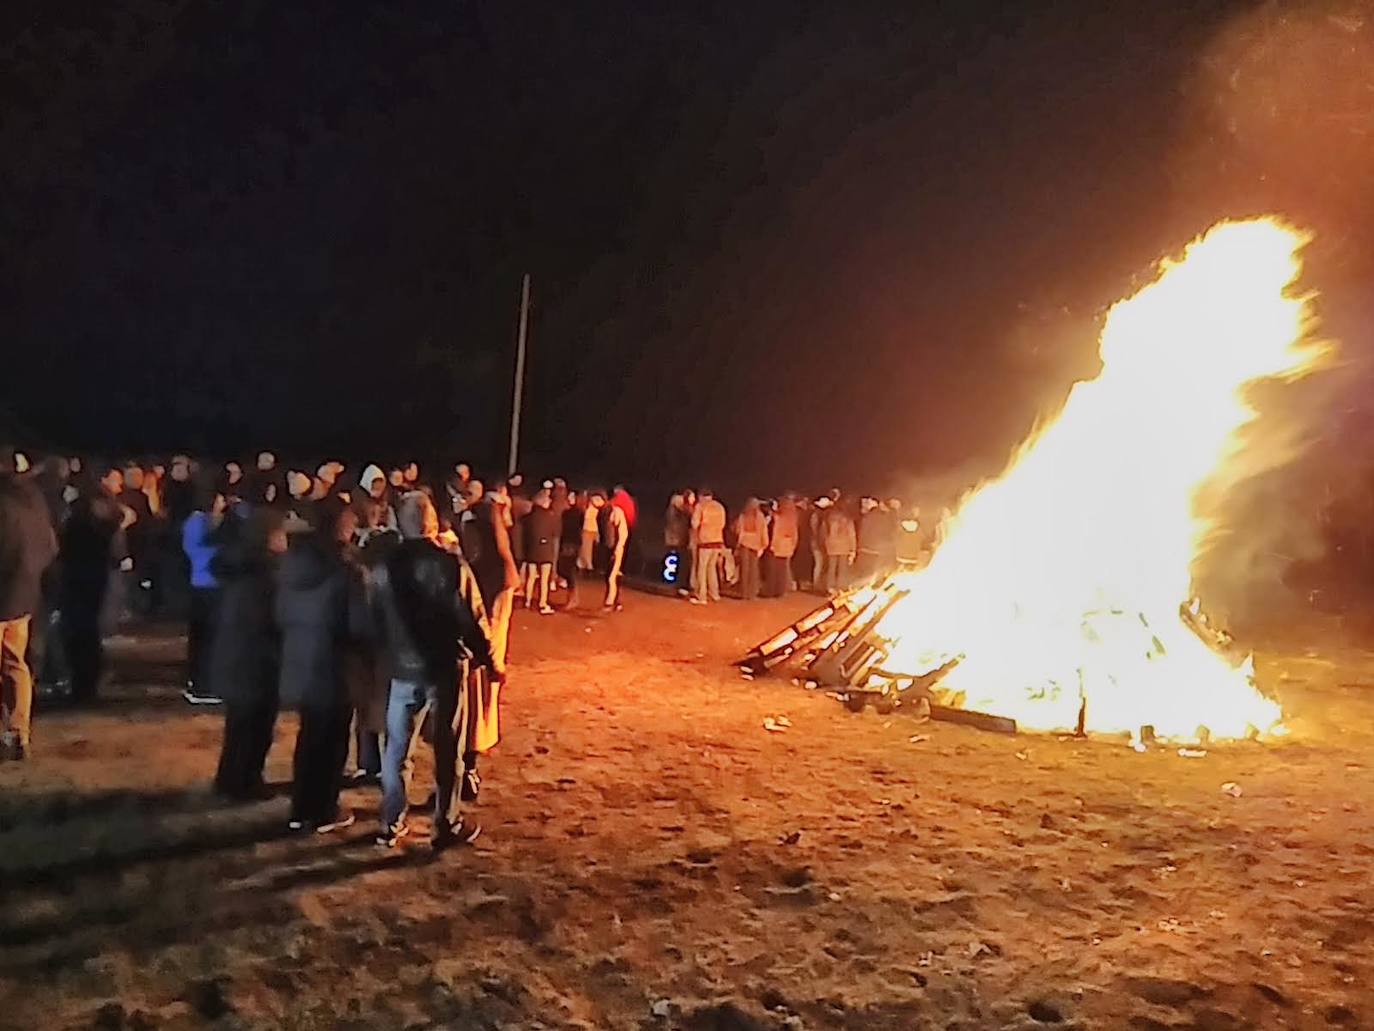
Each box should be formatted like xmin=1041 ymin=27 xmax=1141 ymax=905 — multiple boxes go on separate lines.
xmin=749 ymin=218 xmax=1326 ymax=744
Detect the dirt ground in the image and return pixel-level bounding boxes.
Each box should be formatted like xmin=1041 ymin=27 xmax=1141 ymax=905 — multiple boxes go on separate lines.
xmin=1 ymin=590 xmax=1373 ymax=1031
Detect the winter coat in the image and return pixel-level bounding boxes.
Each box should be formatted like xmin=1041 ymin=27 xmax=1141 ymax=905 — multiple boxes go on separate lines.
xmin=460 ymin=499 xmax=508 ymax=611
xmin=691 ymin=498 xmax=727 ymax=547
xmin=119 ymin=488 xmax=155 ymax=559
xmin=524 ymin=506 xmax=560 ymax=565
xmin=208 ymin=526 xmax=280 ymax=704
xmin=182 ymin=511 xmax=220 ymax=589
xmin=822 ymin=510 xmax=858 ymax=557
xmin=768 ymin=506 xmax=800 ymax=560
xmin=161 ymin=476 xmax=196 ymax=527
xmin=735 ymin=510 xmax=769 ymax=554
xmin=275 ymin=535 xmax=362 ymax=711
xmin=0 ymin=475 xmax=58 ymax=621
xmin=664 ymin=501 xmax=691 ymax=549
xmin=860 ymin=508 xmax=898 ymax=559
xmin=371 ymin=538 xmax=495 ymax=686
xmin=59 ymin=490 xmax=126 ymax=601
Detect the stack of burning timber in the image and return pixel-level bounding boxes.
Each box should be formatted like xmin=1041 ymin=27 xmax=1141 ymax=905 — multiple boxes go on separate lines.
xmin=736 ymin=582 xmax=1018 ymax=735
xmin=737 ymin=218 xmax=1321 ymax=746
xmin=736 ymin=583 xmax=1247 ymax=739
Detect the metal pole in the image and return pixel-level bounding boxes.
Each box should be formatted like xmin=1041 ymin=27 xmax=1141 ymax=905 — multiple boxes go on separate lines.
xmin=508 ymin=272 xmax=530 ymax=477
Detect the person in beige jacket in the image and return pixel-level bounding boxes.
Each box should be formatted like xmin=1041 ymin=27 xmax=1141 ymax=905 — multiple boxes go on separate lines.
xmin=763 ymin=495 xmax=799 ymax=597
xmin=733 ymin=498 xmax=769 ymax=601
xmin=689 ymin=489 xmax=726 ymax=604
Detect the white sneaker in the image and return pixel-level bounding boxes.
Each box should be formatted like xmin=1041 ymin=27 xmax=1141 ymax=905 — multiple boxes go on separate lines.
xmin=315 ymin=810 xmax=356 ymax=834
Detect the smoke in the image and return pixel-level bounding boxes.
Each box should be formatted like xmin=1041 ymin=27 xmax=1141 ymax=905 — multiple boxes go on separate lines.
xmin=1177 ymin=2 xmax=1374 ymax=629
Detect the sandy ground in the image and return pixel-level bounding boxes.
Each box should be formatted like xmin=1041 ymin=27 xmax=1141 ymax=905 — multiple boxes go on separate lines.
xmin=1 ymin=590 xmax=1373 ymax=1030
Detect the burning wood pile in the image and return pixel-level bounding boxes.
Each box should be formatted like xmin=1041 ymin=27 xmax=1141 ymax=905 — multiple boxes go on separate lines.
xmin=738 ymin=585 xmax=1018 ymax=734
xmin=741 ymin=218 xmax=1327 ymax=747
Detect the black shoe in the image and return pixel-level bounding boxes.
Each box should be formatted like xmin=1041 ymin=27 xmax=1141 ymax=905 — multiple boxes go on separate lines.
xmin=432 ymin=819 xmax=481 ymax=851
xmin=216 ymin=782 xmax=272 ymax=804
xmin=376 ymin=822 xmax=410 ymax=848
xmin=460 ymin=768 xmax=481 ymax=803
xmin=346 ymin=769 xmax=381 ymax=788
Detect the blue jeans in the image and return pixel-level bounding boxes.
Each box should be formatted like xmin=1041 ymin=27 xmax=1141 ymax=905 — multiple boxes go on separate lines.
xmin=380 ymin=678 xmax=460 ymax=834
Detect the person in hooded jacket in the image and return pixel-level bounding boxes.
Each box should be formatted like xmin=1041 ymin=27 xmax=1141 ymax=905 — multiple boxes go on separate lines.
xmin=276 ymin=505 xmax=366 ymax=832
xmin=372 ymin=493 xmax=501 ymax=849
xmin=354 ymin=464 xmax=397 ymax=538
xmin=211 ymin=508 xmax=287 ymax=801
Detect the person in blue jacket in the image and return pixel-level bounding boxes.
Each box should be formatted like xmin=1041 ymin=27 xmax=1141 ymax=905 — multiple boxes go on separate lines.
xmin=181 ymin=483 xmax=226 ymax=705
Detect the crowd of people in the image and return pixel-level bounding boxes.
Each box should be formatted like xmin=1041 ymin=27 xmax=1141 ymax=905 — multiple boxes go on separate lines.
xmin=0 ymin=449 xmax=643 ymax=848
xmin=0 ymin=446 xmax=927 ymax=849
xmin=665 ymin=489 xmax=925 ymax=603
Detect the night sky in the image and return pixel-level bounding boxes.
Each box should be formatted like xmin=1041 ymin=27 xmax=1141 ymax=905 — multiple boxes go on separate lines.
xmin=3 ymin=1 xmax=1372 ymax=494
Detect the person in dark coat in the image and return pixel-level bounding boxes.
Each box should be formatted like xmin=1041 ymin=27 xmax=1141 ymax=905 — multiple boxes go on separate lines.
xmin=211 ymin=508 xmax=286 ymax=800
xmin=58 ymin=467 xmax=128 ymax=705
xmin=522 ymin=489 xmax=559 ymax=614
xmin=276 ymin=509 xmax=363 ymax=831
xmin=459 ymin=483 xmax=518 ymax=666
xmin=351 ymin=519 xmax=397 ymax=783
xmin=119 ymin=464 xmax=157 ymax=621
xmin=372 ymin=493 xmax=501 ymax=849
xmin=0 ymin=466 xmax=59 ymax=758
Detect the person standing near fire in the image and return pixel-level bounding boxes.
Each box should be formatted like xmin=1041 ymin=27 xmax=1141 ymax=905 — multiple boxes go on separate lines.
xmin=763 ymin=495 xmax=799 ymax=597
xmin=603 ymin=492 xmax=631 ymax=611
xmin=460 ymin=481 xmax=519 ymax=669
xmin=210 ymin=507 xmax=287 ymax=801
xmin=59 ymin=466 xmax=130 ymax=706
xmin=523 ymin=488 xmax=559 ymax=614
xmin=690 ymin=488 xmax=727 ymax=604
xmin=372 ymin=493 xmax=502 ymax=849
xmin=733 ymin=498 xmax=768 ymax=601
xmin=821 ymin=497 xmax=857 ymax=592
xmin=0 ymin=457 xmax=59 ymax=759
xmin=664 ymin=493 xmax=692 ymax=594
xmin=578 ymin=491 xmax=604 ymax=577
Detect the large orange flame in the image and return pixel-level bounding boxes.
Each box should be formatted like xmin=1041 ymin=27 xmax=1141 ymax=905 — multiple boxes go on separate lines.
xmin=878 ymin=218 xmax=1323 ymax=741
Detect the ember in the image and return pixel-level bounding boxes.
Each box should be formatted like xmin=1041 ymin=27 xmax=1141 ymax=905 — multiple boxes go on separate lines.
xmin=746 ymin=218 xmax=1326 ymax=744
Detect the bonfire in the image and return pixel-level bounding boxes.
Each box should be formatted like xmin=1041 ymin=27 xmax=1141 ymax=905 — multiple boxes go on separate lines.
xmin=745 ymin=218 xmax=1325 ymax=745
